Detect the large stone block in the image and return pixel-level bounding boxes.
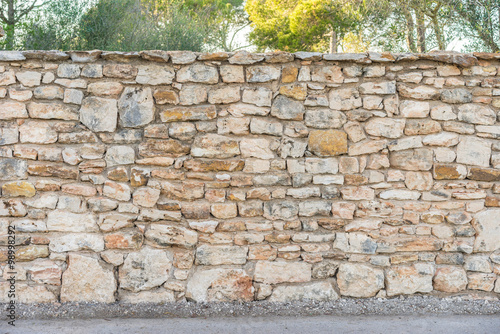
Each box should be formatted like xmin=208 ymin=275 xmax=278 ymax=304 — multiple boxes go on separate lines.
xmin=269 ymin=281 xmax=339 ymax=302
xmin=118 ymin=87 xmax=155 ymax=127
xmin=61 ymin=253 xmax=116 ymax=303
xmin=119 ymin=247 xmax=172 ymax=292
xmin=254 ymin=261 xmax=312 ymax=284
xmin=191 ymin=134 xmax=240 ymax=158
xmin=473 ymin=209 xmax=500 ymax=252
xmin=186 ymin=268 xmax=254 ymax=302
xmin=308 ymin=129 xmax=347 ymax=157
xmin=80 ymin=97 xmax=118 ymax=132
xmin=337 ymin=263 xmax=384 ymax=297
xmin=195 ymin=245 xmax=248 ymax=265
xmin=145 ymin=224 xmax=198 ymax=248
xmin=386 ymin=263 xmax=435 ymax=296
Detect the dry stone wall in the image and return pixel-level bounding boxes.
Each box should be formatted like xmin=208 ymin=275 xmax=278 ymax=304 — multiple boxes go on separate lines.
xmin=0 ymin=49 xmax=499 ymax=304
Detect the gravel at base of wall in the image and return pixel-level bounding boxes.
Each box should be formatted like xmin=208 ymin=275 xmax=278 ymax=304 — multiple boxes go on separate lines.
xmin=2 ymin=295 xmax=500 ymax=320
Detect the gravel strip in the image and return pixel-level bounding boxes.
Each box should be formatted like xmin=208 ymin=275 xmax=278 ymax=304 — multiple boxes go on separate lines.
xmin=2 ymin=295 xmax=500 ymax=320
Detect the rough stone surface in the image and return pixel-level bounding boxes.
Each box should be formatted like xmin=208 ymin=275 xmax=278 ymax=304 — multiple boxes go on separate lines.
xmin=119 ymin=247 xmax=172 ymax=292
xmin=61 ymin=254 xmax=116 ymax=303
xmin=337 ymin=263 xmax=384 ymax=297
xmin=1 ymin=52 xmax=500 ymax=305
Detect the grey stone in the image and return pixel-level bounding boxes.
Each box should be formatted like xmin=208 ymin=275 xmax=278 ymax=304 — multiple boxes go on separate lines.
xmin=80 ymin=97 xmax=118 ymax=132
xmin=118 ymin=87 xmax=154 ymax=128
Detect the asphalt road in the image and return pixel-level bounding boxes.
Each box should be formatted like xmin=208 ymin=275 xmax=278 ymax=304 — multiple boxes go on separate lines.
xmin=2 ymin=315 xmax=500 ymax=334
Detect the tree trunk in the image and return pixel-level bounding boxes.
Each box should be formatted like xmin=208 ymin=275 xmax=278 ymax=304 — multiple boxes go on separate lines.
xmin=402 ymin=8 xmax=416 ymax=52
xmin=329 ymin=30 xmax=337 ymax=53
xmin=6 ymin=0 xmax=15 ymax=50
xmin=431 ymin=15 xmax=445 ymax=50
xmin=416 ymin=9 xmax=426 ymax=52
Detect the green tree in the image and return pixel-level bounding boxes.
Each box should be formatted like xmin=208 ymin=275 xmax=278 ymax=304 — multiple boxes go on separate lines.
xmin=364 ymin=0 xmax=457 ymax=52
xmin=77 ymin=0 xmax=210 ymax=51
xmin=245 ymin=0 xmax=365 ymax=52
xmin=448 ymin=0 xmax=500 ymax=52
xmin=21 ymin=0 xmax=91 ymax=50
xmin=0 ymin=0 xmax=52 ymax=49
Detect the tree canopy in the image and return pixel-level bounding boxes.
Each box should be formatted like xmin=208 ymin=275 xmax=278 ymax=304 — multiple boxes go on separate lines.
xmin=1 ymin=0 xmax=500 ymax=52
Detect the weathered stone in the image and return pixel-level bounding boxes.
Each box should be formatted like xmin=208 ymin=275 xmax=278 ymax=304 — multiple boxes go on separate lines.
xmin=337 ymin=263 xmax=384 ymax=297
xmin=430 ymin=104 xmax=456 ymax=120
xmin=220 ymin=65 xmax=245 ymax=83
xmin=386 ymin=263 xmax=435 ymax=296
xmin=186 ymin=268 xmax=254 ymax=302
xmin=160 ymin=105 xmax=216 ymax=122
xmin=457 ymin=104 xmax=496 ymax=125
xmin=191 ymin=134 xmax=240 ymax=158
xmin=103 ymin=64 xmax=137 ymax=78
xmin=433 ymin=266 xmax=468 ymax=292
xmin=229 ymin=51 xmax=264 ymax=64
xmin=359 ymin=81 xmax=396 ymax=95
xmin=456 ymin=137 xmax=491 ymax=167
xmin=305 ymin=109 xmax=347 ymax=129
xmin=390 ymin=149 xmax=433 ymax=171
xmin=441 ymin=88 xmax=472 ymax=103
xmin=153 ymin=88 xmax=179 ymax=105
xmin=57 ymin=64 xmax=80 ymax=78
xmin=467 ymin=273 xmax=496 ymax=291
xmin=103 ymin=181 xmax=131 ymax=201
xmin=208 ymin=86 xmax=240 ymax=104
xmin=349 ymin=140 xmax=386 ymax=156
xmin=405 ymin=119 xmax=441 ymax=135
xmin=380 ymin=189 xmax=421 ymax=200
xmin=271 ymin=95 xmax=305 ymax=120
xmin=263 ymin=201 xmax=299 ymax=220
xmin=196 ymin=245 xmax=247 ymax=265
xmin=47 ymin=210 xmax=98 ymax=232
xmin=269 ymin=281 xmax=339 ymax=302
xmin=177 ymin=63 xmax=218 ymax=84
xmin=473 ymin=209 xmax=500 ymax=252
xmin=399 ymin=100 xmax=430 ymax=118
xmin=434 ymin=164 xmax=467 ymax=180
xmin=311 ymin=66 xmax=343 ymax=83
xmin=117 ymin=87 xmax=155 ymax=127
xmin=328 ymin=88 xmax=362 ymax=110
xmin=247 ymin=66 xmax=280 ymax=82
xmin=365 ymin=118 xmax=405 ymax=138
xmin=80 ymin=97 xmax=117 ymax=132
xmin=468 ymin=167 xmax=500 ymax=182
xmin=308 ymin=129 xmax=347 ymax=157
xmin=145 ymin=224 xmax=198 ymax=248
xmin=119 ymin=247 xmax=171 ymax=292
xmin=136 ymin=64 xmax=175 ymax=85
xmin=0 ymin=158 xmax=27 ymax=180
xmin=405 ymin=171 xmax=433 ymax=190
xmin=2 ymin=181 xmax=36 ymax=197
xmin=105 ymin=145 xmax=135 ymax=167
xmin=138 ymin=138 xmax=190 ymax=158
xmin=49 ymin=233 xmax=104 ymax=252
xmin=61 ymin=253 xmax=116 ymax=303
xmin=240 ymin=138 xmax=273 ymax=159
xmin=254 ymin=261 xmax=312 ymax=284
xmin=398 ymin=84 xmax=439 ymax=100
xmin=168 ymin=50 xmax=195 ymax=64
xmin=0 ymin=102 xmax=28 ymax=119
xmin=133 ymin=187 xmax=161 ymax=207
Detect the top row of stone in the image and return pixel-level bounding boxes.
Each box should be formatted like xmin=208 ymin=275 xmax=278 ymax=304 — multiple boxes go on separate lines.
xmin=1 ymin=50 xmax=499 ymax=67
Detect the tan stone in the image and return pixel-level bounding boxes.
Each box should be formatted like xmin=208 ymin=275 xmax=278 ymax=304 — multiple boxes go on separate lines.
xmin=254 ymin=261 xmax=312 ymax=284
xmin=61 ymin=253 xmax=116 ymax=303
xmin=337 ymin=263 xmax=384 ymax=297
xmin=186 ymin=268 xmax=254 ymax=302
xmin=308 ymin=129 xmax=347 ymax=157
xmin=2 ymin=181 xmax=36 ymax=197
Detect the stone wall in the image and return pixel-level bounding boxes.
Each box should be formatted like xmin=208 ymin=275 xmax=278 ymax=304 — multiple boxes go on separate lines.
xmin=0 ymin=49 xmax=499 ymax=304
